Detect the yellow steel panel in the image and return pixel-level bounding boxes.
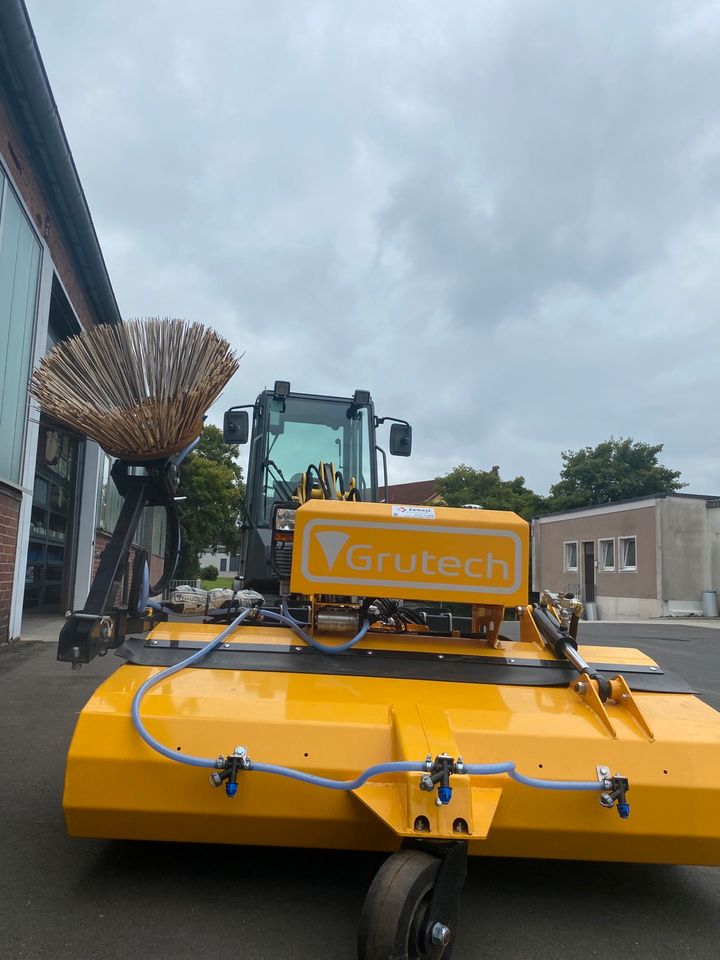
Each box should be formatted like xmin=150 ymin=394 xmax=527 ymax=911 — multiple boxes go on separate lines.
xmin=63 ymin=621 xmax=720 ymax=865
xmin=290 ymin=499 xmax=529 ymax=605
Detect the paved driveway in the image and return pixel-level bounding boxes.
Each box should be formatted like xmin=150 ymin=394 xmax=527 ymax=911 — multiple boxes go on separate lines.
xmin=1 ymin=622 xmax=718 ymax=959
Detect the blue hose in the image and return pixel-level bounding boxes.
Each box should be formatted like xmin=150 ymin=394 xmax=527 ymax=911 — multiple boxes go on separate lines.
xmin=280 ymin=600 xmax=310 ymax=627
xmin=504 ymin=769 xmax=603 ymax=791
xmin=131 ymin=606 xmax=255 ymax=767
xmin=249 ymin=760 xmax=427 ymax=790
xmin=131 ymin=607 xmax=604 ymax=793
xmin=261 ymin=607 xmax=370 ymax=654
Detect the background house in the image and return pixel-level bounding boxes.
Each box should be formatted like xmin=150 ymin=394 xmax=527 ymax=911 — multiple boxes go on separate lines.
xmin=532 ymin=493 xmax=720 ymax=619
xmin=384 ymin=480 xmax=441 ymax=505
xmin=198 ymin=548 xmax=240 ymax=577
xmin=0 ymin=0 xmax=163 ymax=641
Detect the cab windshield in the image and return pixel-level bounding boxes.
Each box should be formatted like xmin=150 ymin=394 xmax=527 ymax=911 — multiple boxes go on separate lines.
xmin=260 ymin=396 xmax=373 ymax=524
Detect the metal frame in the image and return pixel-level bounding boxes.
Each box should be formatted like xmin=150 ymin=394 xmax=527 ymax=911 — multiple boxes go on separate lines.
xmin=57 ymin=457 xmax=181 ymax=664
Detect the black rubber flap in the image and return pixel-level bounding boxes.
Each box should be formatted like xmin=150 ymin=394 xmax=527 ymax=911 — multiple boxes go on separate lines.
xmin=117 ymin=636 xmax=693 ymax=694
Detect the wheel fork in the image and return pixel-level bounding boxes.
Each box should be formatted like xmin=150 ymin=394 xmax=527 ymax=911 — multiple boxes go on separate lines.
xmin=404 ymin=839 xmax=468 ymax=953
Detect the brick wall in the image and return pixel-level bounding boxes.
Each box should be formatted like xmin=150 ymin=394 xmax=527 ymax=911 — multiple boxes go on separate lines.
xmin=0 ymin=97 xmax=98 ymax=330
xmin=0 ymin=484 xmax=22 ymax=643
xmin=92 ymin=531 xmax=131 ymax=607
xmin=92 ymin=530 xmax=166 ymax=605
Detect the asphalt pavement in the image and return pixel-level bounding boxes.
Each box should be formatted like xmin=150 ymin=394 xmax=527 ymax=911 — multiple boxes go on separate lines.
xmin=1 ymin=622 xmax=718 ymax=960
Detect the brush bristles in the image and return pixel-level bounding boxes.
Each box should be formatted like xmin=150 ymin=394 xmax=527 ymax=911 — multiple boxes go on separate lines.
xmin=30 ymin=318 xmax=241 ymax=460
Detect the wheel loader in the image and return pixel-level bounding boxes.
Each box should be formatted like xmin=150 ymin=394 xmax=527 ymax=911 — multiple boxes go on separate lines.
xmin=57 ymin=381 xmax=720 ymax=960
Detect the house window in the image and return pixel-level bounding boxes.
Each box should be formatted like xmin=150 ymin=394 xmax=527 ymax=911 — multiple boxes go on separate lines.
xmin=563 ymin=541 xmax=578 ymax=572
xmin=220 ymin=558 xmax=227 ymax=572
xmin=598 ymin=538 xmax=615 ymax=571
xmin=619 ymin=536 xmax=637 ymax=571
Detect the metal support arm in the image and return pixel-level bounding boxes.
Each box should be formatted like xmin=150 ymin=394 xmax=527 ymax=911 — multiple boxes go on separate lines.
xmin=58 ymin=458 xmax=181 ymax=665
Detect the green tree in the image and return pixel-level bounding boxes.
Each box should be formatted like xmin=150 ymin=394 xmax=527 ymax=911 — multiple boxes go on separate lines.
xmin=546 ymin=437 xmax=685 ymax=511
xmin=435 ymin=464 xmax=546 ymax=520
xmin=174 ymin=425 xmax=245 ymax=579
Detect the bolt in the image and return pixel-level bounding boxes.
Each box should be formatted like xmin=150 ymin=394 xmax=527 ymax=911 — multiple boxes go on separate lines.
xmin=222 ymin=643 xmax=230 ymax=649
xmin=295 ymin=646 xmax=303 ymax=652
xmin=234 ymin=746 xmax=246 ymax=757
xmin=150 ymin=639 xmax=158 ymax=646
xmin=575 ymin=680 xmax=587 ymax=694
xmin=367 ymin=650 xmax=373 ymax=655
xmin=437 ymin=654 xmax=444 ymax=659
xmin=649 ymin=666 xmax=657 ymax=671
xmin=508 ymin=658 xmax=515 ymax=663
xmin=599 ymin=766 xmax=609 ymax=777
xmin=431 ymin=923 xmax=452 ymax=947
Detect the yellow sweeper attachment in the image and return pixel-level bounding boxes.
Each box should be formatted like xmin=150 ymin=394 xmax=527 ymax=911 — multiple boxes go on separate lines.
xmin=63 ymin=498 xmax=720 ymax=958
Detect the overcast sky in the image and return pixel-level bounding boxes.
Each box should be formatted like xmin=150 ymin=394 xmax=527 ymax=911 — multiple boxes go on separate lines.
xmin=25 ymin=0 xmax=720 ymax=494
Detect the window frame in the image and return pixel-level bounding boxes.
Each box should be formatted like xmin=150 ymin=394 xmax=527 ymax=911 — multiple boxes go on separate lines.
xmin=0 ymin=171 xmax=43 ymax=486
xmin=598 ymin=537 xmax=615 ymax=572
xmin=618 ymin=535 xmax=637 ymax=572
xmin=563 ymin=540 xmax=578 ymax=573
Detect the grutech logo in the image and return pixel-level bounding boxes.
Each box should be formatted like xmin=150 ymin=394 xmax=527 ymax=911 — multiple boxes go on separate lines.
xmin=295 ymin=516 xmax=524 ymax=604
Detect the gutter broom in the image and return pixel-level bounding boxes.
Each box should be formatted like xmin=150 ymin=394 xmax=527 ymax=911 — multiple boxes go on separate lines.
xmin=30 ymin=318 xmax=241 ymax=662
xmin=30 ymin=317 xmax=240 ymax=460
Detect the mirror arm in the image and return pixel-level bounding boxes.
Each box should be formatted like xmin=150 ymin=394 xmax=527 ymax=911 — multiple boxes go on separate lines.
xmin=375 ymin=444 xmax=388 ymax=503
xmin=374 ymin=415 xmax=410 ymax=428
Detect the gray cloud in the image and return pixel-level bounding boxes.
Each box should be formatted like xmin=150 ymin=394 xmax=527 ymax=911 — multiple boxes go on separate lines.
xmin=26 ymin=0 xmax=720 ymax=493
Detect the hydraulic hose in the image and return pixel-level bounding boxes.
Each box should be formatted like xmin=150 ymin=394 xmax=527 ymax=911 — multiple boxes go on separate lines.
xmin=131 ymin=607 xmax=255 ymax=767
xmin=260 ymin=607 xmax=370 ymax=654
xmin=131 ymin=608 xmax=604 ymax=793
xmin=250 ymin=760 xmax=427 ymax=790
xmin=465 ymin=764 xmax=602 ymax=791
xmin=280 ymin=600 xmax=310 ymax=627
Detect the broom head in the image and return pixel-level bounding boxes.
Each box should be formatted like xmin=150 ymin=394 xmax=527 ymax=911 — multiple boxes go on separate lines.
xmin=30 ymin=318 xmax=240 ymax=460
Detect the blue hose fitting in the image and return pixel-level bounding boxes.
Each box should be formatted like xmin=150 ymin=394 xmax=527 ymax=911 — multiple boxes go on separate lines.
xmin=225 ymin=782 xmax=238 ymax=798
xmin=437 ymin=786 xmax=453 ymax=805
xmin=599 ymin=775 xmax=630 ymax=817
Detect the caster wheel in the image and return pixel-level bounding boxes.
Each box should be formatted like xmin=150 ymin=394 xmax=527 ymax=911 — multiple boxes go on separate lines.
xmin=358 ymin=849 xmax=456 ymax=960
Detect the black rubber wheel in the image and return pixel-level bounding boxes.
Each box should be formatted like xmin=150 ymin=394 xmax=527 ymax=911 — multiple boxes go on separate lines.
xmin=358 ymin=849 xmax=456 ymax=960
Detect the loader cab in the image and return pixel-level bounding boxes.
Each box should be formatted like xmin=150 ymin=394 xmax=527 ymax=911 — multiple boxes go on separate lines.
xmin=224 ymin=382 xmax=411 ymax=594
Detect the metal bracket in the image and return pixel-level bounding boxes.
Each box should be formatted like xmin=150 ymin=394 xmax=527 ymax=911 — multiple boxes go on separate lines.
xmin=573 ymin=672 xmax=617 ymax=737
xmin=608 ymin=674 xmax=655 ymax=741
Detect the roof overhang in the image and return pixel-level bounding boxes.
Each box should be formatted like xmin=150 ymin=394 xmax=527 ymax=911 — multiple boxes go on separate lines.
xmin=0 ymin=0 xmax=121 ymax=325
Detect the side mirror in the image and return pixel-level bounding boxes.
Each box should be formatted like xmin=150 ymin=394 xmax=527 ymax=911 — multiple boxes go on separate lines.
xmin=223 ymin=409 xmax=249 ymax=444
xmin=389 ymin=422 xmax=412 ymax=457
